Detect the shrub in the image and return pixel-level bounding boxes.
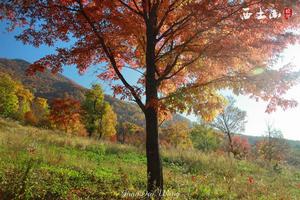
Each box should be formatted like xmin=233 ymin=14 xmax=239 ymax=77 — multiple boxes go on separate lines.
xmin=190 ymin=124 xmax=222 ymax=152
xmin=24 ymin=111 xmax=38 ymax=126
xmin=231 ymin=136 xmax=251 ymax=159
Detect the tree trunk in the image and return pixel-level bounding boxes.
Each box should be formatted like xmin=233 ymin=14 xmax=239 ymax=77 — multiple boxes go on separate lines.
xmin=88 ymin=131 xmax=93 ymax=138
xmin=226 ymin=132 xmax=234 ymax=157
xmin=122 ymin=131 xmax=126 ymax=144
xmin=145 ymin=108 xmax=163 ymax=199
xmin=144 ymin=6 xmax=163 ymax=198
xmin=268 ymin=130 xmax=272 ymax=162
xmin=97 ymin=116 xmax=103 ymax=140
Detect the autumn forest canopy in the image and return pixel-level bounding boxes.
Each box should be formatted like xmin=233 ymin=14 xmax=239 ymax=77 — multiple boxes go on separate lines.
xmin=1 ymin=0 xmax=300 ymax=116
xmin=1 ymin=0 xmax=300 ymax=199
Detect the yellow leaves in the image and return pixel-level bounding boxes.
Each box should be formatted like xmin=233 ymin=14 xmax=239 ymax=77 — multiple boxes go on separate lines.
xmin=17 ymin=87 xmax=34 ymax=102
xmin=160 ymin=121 xmax=192 ymax=149
xmin=14 ymin=81 xmax=35 ymax=119
xmin=195 ymin=91 xmax=227 ymax=122
xmin=0 ymin=73 xmax=19 ymax=117
xmin=101 ymin=103 xmax=117 ymax=138
xmin=35 ymin=97 xmax=48 ymax=109
xmin=162 ymin=85 xmax=227 ymax=122
xmin=251 ymin=67 xmax=265 ymax=75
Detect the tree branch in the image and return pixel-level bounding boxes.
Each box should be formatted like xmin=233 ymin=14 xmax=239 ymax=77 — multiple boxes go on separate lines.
xmin=77 ymin=0 xmax=145 ymax=112
xmin=118 ymin=0 xmax=144 ymax=17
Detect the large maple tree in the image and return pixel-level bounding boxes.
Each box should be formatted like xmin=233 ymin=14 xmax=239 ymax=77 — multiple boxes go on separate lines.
xmin=1 ymin=0 xmax=300 ymax=198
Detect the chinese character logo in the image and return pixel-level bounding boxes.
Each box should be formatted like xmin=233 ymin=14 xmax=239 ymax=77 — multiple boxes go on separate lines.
xmin=284 ymin=8 xmax=293 ymax=20
xmin=241 ymin=7 xmax=282 ymax=21
xmin=256 ymin=7 xmax=267 ymax=20
xmin=269 ymin=8 xmax=281 ymax=19
xmin=241 ymin=8 xmax=253 ymax=20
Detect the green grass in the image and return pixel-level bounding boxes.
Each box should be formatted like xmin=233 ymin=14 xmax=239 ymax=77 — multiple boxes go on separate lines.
xmin=0 ymin=117 xmax=299 ymax=199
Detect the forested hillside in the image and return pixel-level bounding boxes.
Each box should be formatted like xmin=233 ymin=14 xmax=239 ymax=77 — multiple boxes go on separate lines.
xmin=0 ymin=58 xmax=190 ymax=127
xmin=0 ymin=58 xmax=85 ymax=100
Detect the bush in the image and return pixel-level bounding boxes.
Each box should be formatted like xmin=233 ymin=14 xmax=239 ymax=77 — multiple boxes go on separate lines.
xmin=231 ymin=136 xmax=251 ymax=159
xmin=190 ymin=124 xmax=222 ymax=152
xmin=24 ymin=111 xmax=38 ymax=126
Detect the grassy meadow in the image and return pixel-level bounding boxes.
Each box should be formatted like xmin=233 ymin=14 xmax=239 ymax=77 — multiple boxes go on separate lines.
xmin=0 ymin=117 xmax=299 ymax=199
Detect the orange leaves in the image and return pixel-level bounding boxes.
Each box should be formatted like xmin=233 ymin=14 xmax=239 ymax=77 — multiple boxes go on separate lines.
xmin=2 ymin=0 xmax=300 ymax=119
xmin=145 ymin=97 xmax=159 ymax=110
xmin=49 ymin=97 xmax=85 ymax=134
xmin=266 ymin=96 xmax=298 ymax=113
xmin=24 ymin=111 xmax=38 ymax=126
xmin=109 ymin=134 xmax=117 ymax=143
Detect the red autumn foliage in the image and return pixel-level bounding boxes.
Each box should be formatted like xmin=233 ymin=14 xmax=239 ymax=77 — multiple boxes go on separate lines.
xmin=191 ymin=176 xmax=196 ymax=182
xmin=231 ymin=136 xmax=251 ymax=159
xmin=49 ymin=97 xmax=86 ymax=135
xmin=109 ymin=135 xmax=117 ymax=143
xmin=248 ymin=176 xmax=255 ymax=184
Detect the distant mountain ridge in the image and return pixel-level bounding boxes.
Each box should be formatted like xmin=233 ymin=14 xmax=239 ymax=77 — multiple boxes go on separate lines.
xmin=240 ymin=134 xmax=300 ymax=149
xmin=0 ymin=58 xmax=190 ymax=127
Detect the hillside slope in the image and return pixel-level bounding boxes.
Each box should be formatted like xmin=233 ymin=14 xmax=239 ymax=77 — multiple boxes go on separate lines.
xmin=0 ymin=117 xmax=299 ymax=199
xmin=0 ymin=58 xmax=86 ymax=100
xmin=0 ymin=58 xmax=190 ymax=127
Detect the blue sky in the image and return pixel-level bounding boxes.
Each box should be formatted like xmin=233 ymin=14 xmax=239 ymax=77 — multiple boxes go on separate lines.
xmin=1 ymin=22 xmax=300 ymax=141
